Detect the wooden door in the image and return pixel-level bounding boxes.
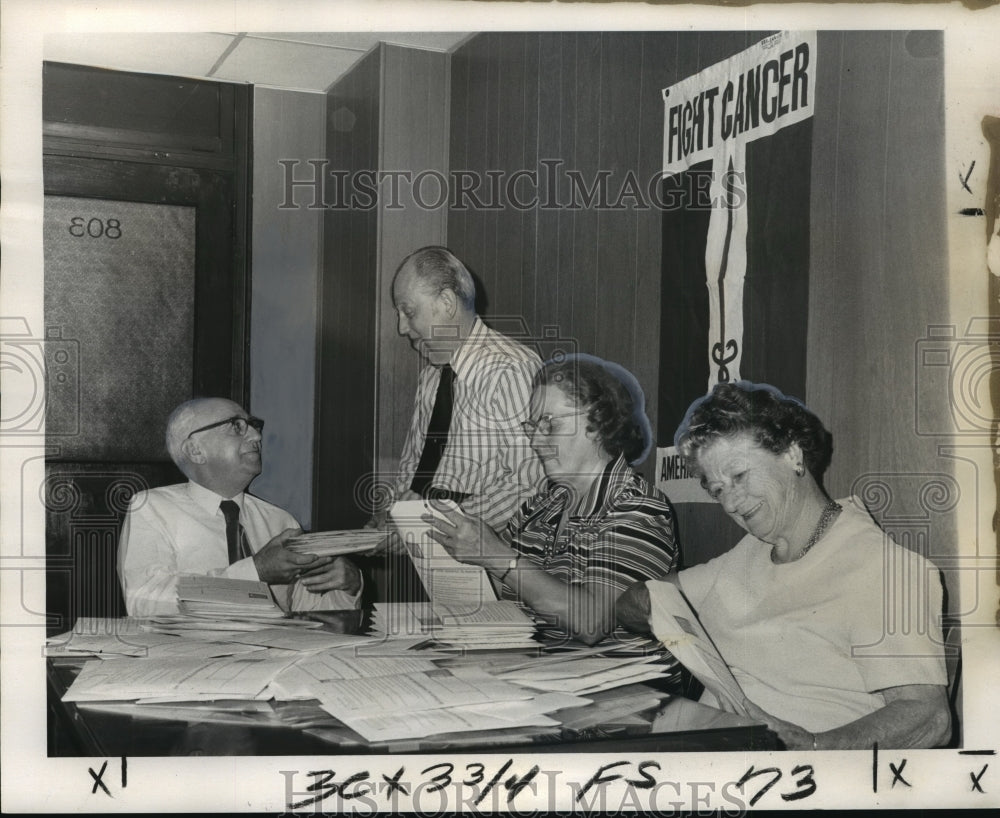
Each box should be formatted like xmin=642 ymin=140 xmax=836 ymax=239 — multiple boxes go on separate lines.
xmin=42 ymin=63 xmax=251 ymax=634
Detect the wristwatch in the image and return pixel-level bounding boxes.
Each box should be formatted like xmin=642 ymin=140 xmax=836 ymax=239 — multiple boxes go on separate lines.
xmin=498 ymin=555 xmax=520 ymax=583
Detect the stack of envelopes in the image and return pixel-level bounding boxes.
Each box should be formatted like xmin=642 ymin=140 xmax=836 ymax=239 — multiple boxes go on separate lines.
xmin=370 ymin=600 xmax=539 ymax=649
xmin=496 ymin=652 xmax=672 ymax=695
xmin=175 ymin=575 xmax=285 ymax=622
xmin=62 ymin=651 xmax=301 ymax=703
xmin=285 ymin=529 xmax=386 ymax=557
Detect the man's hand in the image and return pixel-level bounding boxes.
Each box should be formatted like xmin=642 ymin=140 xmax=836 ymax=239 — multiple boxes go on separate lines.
xmin=297 ymin=556 xmax=362 ymax=595
xmin=253 ymin=528 xmax=327 ymax=584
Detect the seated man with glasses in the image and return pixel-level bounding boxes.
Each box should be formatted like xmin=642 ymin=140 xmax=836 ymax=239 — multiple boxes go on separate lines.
xmin=118 ymin=397 xmax=362 ymax=616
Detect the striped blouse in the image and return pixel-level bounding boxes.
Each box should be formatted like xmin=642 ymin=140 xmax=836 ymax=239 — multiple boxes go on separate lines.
xmin=499 ymin=454 xmax=680 ymax=647
xmin=394 ymin=317 xmax=546 ymax=529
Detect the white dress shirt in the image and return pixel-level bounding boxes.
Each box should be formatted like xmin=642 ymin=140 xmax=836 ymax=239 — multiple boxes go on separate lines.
xmin=118 ymin=481 xmax=359 ymax=616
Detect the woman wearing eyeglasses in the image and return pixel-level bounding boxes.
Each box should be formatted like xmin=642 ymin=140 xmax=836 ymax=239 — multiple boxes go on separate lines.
xmin=427 ymin=354 xmax=678 ymax=646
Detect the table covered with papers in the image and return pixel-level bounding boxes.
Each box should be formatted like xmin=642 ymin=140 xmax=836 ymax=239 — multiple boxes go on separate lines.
xmin=46 ymin=607 xmax=776 ymax=756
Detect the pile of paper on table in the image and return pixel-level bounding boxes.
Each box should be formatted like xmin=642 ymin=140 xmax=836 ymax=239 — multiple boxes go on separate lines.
xmin=46 ymin=617 xmax=269 ymax=660
xmin=176 ymin=575 xmax=285 ymax=620
xmin=143 ymin=615 xmax=323 ymax=637
xmin=370 ymin=601 xmax=539 ymax=649
xmin=301 ymin=661 xmax=587 ymax=743
xmin=62 ymin=650 xmax=302 ymax=703
xmin=496 ymin=652 xmax=672 ymax=695
xmin=46 ymin=617 xmax=178 ymax=658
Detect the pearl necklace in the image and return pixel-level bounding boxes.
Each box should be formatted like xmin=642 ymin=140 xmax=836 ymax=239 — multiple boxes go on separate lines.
xmin=773 ymin=500 xmax=842 ymax=563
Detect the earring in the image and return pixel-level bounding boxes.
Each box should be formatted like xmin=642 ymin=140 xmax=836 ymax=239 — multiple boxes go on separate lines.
xmin=795 ymin=463 xmax=804 ymax=477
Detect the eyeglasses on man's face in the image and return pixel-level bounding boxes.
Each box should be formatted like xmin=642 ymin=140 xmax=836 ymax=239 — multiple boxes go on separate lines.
xmin=186 ymin=415 xmax=264 ymax=440
xmin=520 ymin=411 xmax=587 ymax=437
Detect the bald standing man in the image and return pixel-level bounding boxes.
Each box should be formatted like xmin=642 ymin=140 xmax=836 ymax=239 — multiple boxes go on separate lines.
xmin=118 ymin=397 xmax=361 ymax=616
xmin=389 ymin=246 xmax=544 ymax=528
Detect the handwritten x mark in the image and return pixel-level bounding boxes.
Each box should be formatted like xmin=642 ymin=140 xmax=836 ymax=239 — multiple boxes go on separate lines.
xmin=959 ymin=161 xmax=975 ymax=194
xmin=89 ymin=760 xmax=111 ymax=797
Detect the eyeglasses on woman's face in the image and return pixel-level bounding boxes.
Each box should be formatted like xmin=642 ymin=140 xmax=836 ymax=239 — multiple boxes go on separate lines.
xmin=520 ymin=411 xmax=587 ymax=437
xmin=186 ymin=415 xmax=264 ymax=440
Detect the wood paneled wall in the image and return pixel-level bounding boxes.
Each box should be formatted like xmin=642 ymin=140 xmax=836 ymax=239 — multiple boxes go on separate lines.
xmin=250 ymin=87 xmax=325 ymax=527
xmin=447 ymin=32 xmax=768 ymax=478
xmin=447 ymin=32 xmax=956 ymax=599
xmin=316 ymin=45 xmax=449 ymax=528
xmin=807 ymin=31 xmax=956 ymax=603
xmin=376 ymin=45 xmax=450 ymax=477
xmin=316 ymin=49 xmax=381 ymax=529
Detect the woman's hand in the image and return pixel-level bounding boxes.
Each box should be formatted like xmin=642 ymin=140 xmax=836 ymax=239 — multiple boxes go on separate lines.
xmin=423 ymin=506 xmax=515 ymax=573
xmin=744 ymin=684 xmax=951 ymax=751
xmin=743 ymin=699 xmax=815 ymax=750
xmin=616 ymin=580 xmax=653 ymax=634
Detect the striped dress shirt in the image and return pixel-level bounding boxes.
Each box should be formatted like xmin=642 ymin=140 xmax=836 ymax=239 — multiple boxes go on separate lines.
xmin=499 ymin=454 xmax=680 ymax=649
xmin=395 ymin=317 xmax=545 ymax=529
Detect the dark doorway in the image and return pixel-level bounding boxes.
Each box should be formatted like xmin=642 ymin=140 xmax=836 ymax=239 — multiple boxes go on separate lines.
xmin=42 ymin=63 xmax=252 ymax=634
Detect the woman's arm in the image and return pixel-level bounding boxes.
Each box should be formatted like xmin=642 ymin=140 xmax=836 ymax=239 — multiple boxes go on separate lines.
xmin=427 ymin=506 xmax=676 ymax=645
xmin=745 ymin=684 xmax=951 ymax=750
xmin=425 ymin=508 xmax=617 ymax=644
xmin=502 ymin=559 xmax=617 ymax=645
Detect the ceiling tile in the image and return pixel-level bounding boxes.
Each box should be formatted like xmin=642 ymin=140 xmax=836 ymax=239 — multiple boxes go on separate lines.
xmin=44 ymin=32 xmax=237 ymax=80
xmin=252 ymin=32 xmax=469 ymax=53
xmin=377 ymin=32 xmax=472 ymax=52
xmin=43 ymin=31 xmax=475 ymax=93
xmin=250 ymin=32 xmax=384 ymax=51
xmin=212 ymin=37 xmax=362 ymax=91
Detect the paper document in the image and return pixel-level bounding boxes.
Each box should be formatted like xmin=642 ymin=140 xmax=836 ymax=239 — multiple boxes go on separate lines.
xmin=370 ymin=601 xmax=538 ymax=649
xmin=314 ymin=667 xmax=531 ymax=717
xmin=176 ymin=575 xmax=284 ymax=619
xmin=46 ymin=618 xmax=180 ymax=657
xmin=458 ymin=691 xmax=591 ymax=720
xmin=333 ymin=636 xmax=432 ymax=656
xmin=331 ymin=705 xmax=558 ymax=743
xmin=144 ymin=615 xmax=320 ymax=634
xmin=500 ymin=654 xmax=657 ymax=682
xmin=389 ymin=499 xmax=497 ymax=609
xmin=285 ymin=529 xmax=386 ymax=556
xmin=63 ymin=652 xmax=298 ymax=702
xmin=434 ymin=600 xmax=533 ymax=626
xmin=221 ymin=628 xmax=367 ymax=652
xmin=138 ymin=640 xmax=267 ymax=660
xmin=76 ymin=700 xmax=280 ymax=727
xmin=557 ymin=688 xmax=665 ymax=731
xmin=504 ymin=654 xmax=670 ymax=695
xmin=291 ymin=651 xmax=439 ymax=683
xmin=646 ymin=579 xmax=749 ymax=715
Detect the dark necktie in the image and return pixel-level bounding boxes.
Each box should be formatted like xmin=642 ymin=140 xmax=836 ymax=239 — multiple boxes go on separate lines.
xmin=220 ymin=500 xmax=252 ymax=564
xmin=410 ymin=363 xmax=456 ymax=497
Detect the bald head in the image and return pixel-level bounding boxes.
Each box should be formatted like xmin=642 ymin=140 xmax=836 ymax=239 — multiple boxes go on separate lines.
xmin=392 ymin=247 xmax=479 ymax=365
xmin=394 ymin=246 xmax=477 ymax=313
xmin=166 ymin=397 xmax=263 ymax=497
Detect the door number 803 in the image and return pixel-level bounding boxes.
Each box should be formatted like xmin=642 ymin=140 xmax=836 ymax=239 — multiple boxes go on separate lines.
xmin=68 ymin=217 xmax=122 ymax=239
